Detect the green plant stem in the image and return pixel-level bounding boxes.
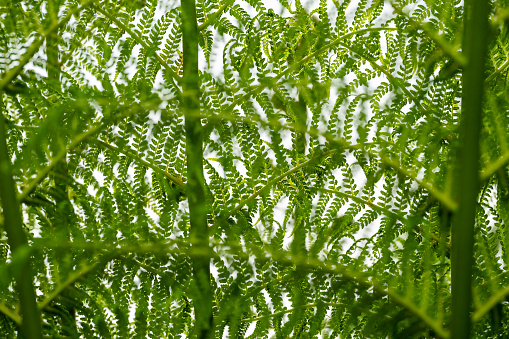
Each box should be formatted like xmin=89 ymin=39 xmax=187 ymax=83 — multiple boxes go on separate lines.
xmin=389 ymin=0 xmax=466 ymax=68
xmin=198 ymin=0 xmax=234 ymax=31
xmin=182 ymin=0 xmax=213 ymax=337
xmin=38 ymin=262 xmax=98 ymax=311
xmin=190 ymin=106 xmax=454 ymax=212
xmin=94 ymin=5 xmax=182 ymax=84
xmin=292 ymin=94 xmax=307 ymax=254
xmin=0 ymin=0 xmax=96 ymax=92
xmin=317 ymin=187 xmax=403 ymax=221
xmin=46 ymin=5 xmax=79 ymax=331
xmin=19 ymin=106 xmax=148 ymax=203
xmin=19 ymin=124 xmax=102 ymax=202
xmin=450 ymin=0 xmax=490 ymax=338
xmin=33 ymin=237 xmax=449 ymax=338
xmin=46 ymin=1 xmax=60 ymax=83
xmin=472 ymin=284 xmax=509 ymax=323
xmin=0 ymin=303 xmax=21 ymax=326
xmin=380 ymin=156 xmax=457 ymax=211
xmin=95 ymin=139 xmax=186 ymax=189
xmin=0 ymin=109 xmax=41 ymax=337
xmin=289 ymin=93 xmax=308 ymax=324
xmin=224 ymin=150 xmax=333 ymax=218
xmin=480 ymin=150 xmax=509 ymax=182
xmin=486 ymin=59 xmax=509 ymax=83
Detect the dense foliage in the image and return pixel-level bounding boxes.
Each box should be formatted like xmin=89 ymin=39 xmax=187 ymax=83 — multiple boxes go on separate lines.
xmin=0 ymin=0 xmax=506 ymax=337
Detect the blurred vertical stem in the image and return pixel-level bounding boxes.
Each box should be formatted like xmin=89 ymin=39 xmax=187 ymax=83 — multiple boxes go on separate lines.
xmin=181 ymin=0 xmax=213 ymax=338
xmin=0 ymin=105 xmax=42 ymax=337
xmin=450 ymin=0 xmax=490 ymax=338
xmin=291 ymin=92 xmax=307 ymax=256
xmin=46 ymin=0 xmax=69 ymax=239
xmin=290 ymin=21 xmax=311 ymax=332
xmin=47 ymin=0 xmax=60 ymax=82
xmin=46 ymin=0 xmax=73 ymax=241
xmin=288 ymin=90 xmax=308 ymax=335
xmin=47 ymin=0 xmax=78 ymax=335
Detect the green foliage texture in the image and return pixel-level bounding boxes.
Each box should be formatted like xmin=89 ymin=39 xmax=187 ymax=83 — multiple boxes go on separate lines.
xmin=0 ymin=0 xmax=507 ymax=337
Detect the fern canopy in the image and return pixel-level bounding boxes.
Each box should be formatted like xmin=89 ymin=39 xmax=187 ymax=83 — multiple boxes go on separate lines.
xmin=0 ymin=0 xmax=507 ymax=338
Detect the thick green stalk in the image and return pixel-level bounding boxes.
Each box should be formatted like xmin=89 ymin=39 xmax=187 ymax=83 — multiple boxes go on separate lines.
xmin=288 ymin=91 xmax=308 ymax=335
xmin=291 ymin=93 xmax=307 ymax=257
xmin=47 ymin=1 xmax=78 ymax=334
xmin=181 ymin=0 xmax=213 ymax=338
xmin=450 ymin=0 xmax=490 ymax=338
xmin=47 ymin=0 xmax=60 ymax=82
xmin=0 ymin=108 xmax=42 ymax=337
xmin=46 ymin=0 xmax=70 ymax=241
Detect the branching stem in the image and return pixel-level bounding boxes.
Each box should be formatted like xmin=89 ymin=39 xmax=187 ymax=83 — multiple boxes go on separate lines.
xmin=38 ymin=262 xmax=98 ymax=311
xmin=0 ymin=0 xmax=97 ymax=92
xmin=198 ymin=0 xmax=235 ymax=31
xmin=389 ymin=1 xmax=466 ymax=68
xmin=19 ymin=124 xmax=102 ymax=202
xmin=96 ymin=139 xmax=186 ymax=189
xmin=0 ymin=303 xmax=21 ymax=326
xmin=224 ymin=150 xmax=334 ymax=218
xmin=94 ymin=5 xmax=182 ymax=84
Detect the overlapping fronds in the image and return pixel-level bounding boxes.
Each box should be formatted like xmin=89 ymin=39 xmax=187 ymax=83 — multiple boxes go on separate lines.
xmin=0 ymin=0 xmax=508 ymax=338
